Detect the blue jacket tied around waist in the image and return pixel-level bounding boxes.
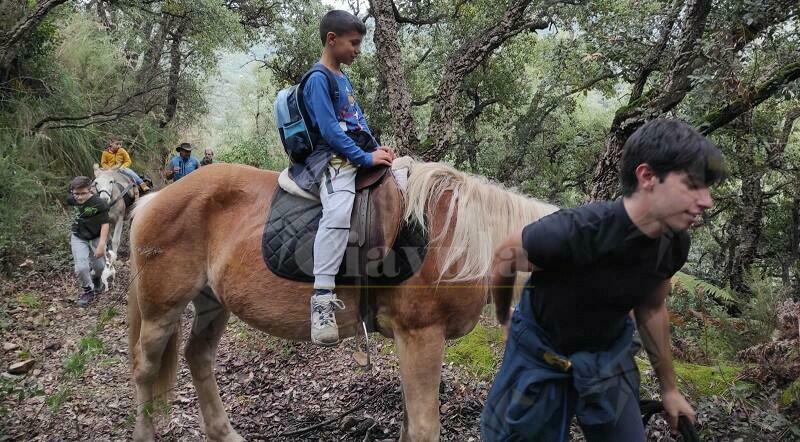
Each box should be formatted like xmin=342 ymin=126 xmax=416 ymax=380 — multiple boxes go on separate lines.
xmin=480 ymin=293 xmax=639 ymax=441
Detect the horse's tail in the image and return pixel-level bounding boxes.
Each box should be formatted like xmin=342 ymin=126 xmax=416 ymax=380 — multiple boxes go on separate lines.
xmin=127 ymin=259 xmax=180 ymax=405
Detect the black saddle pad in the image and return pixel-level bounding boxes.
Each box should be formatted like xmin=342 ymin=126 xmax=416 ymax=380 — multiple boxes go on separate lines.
xmin=261 ymin=188 xmax=427 ymax=284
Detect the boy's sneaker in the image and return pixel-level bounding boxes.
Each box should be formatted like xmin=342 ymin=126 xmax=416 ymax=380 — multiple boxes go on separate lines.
xmin=310 ymin=289 xmax=345 ymax=346
xmin=77 ymin=286 xmax=95 ymax=306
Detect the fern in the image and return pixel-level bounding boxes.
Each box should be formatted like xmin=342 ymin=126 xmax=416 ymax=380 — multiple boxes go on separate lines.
xmin=673 ymin=271 xmax=736 ymax=305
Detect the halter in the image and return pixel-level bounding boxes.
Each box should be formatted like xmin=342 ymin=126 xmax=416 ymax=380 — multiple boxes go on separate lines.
xmin=92 ymin=179 xmax=134 ymax=207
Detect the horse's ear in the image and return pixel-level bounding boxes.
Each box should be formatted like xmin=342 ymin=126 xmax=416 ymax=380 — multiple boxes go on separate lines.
xmin=93 ymin=164 xmax=100 ymax=176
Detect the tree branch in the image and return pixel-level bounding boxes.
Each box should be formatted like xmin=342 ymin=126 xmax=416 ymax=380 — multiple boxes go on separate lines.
xmin=630 ymin=0 xmax=683 ymax=101
xmin=411 ymin=93 xmax=436 ymax=106
xmin=422 ymin=0 xmax=550 ymax=160
xmin=697 ymin=60 xmax=800 ymax=135
xmin=33 ymin=83 xmax=167 ymax=131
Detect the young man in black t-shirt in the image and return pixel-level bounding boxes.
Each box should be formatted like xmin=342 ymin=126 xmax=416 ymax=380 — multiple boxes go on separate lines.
xmin=66 ymin=176 xmax=110 ymax=306
xmin=481 ymin=119 xmax=727 ymax=441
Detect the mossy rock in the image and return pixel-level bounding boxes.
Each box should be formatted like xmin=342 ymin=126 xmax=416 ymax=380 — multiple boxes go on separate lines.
xmin=445 ymin=324 xmax=503 ymax=379
xmin=780 ymin=378 xmax=800 ymax=408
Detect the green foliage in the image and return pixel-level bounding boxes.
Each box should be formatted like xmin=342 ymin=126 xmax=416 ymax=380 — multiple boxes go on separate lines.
xmin=99 ymin=306 xmax=119 ymax=325
xmin=673 ymin=271 xmax=735 ymax=305
xmin=780 ymin=377 xmax=800 ymax=408
xmin=17 ymin=347 xmax=33 ymax=361
xmin=673 ymin=361 xmax=744 ymax=397
xmin=141 ymin=397 xmax=171 ymax=418
xmin=736 ymin=270 xmax=788 ymax=345
xmin=217 ymin=136 xmax=288 ymax=171
xmin=16 ymin=292 xmax=41 ymax=310
xmin=78 ymin=335 xmax=105 ymax=357
xmin=63 ymin=351 xmax=89 ymax=378
xmin=46 ymin=386 xmax=72 ymax=412
xmin=0 ymin=375 xmax=45 ymax=418
xmin=445 ymin=323 xmax=503 ymax=379
xmin=63 ymin=332 xmax=107 ymax=379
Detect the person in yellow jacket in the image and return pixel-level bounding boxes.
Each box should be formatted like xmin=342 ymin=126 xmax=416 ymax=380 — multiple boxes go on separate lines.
xmin=100 ymin=137 xmax=150 ymax=192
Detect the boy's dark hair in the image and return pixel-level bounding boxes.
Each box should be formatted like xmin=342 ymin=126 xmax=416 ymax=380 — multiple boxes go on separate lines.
xmin=619 ymin=119 xmax=727 ymax=196
xmin=70 ymin=176 xmax=92 ymax=191
xmin=319 ymin=10 xmax=366 ymax=45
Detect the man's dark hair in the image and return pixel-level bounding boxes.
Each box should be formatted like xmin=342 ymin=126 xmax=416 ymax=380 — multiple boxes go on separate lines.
xmin=619 ymin=119 xmax=727 ymax=196
xmin=70 ymin=176 xmax=92 ymax=191
xmin=319 ymin=10 xmax=366 ymax=45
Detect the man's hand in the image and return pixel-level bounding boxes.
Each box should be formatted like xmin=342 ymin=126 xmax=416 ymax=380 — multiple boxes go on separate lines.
xmin=370 ymin=149 xmax=393 ymax=167
xmin=94 ymin=246 xmax=106 ymax=259
xmin=662 ymin=389 xmax=695 ymax=431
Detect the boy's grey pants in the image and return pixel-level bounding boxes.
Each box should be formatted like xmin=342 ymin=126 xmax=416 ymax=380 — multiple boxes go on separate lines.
xmin=313 ymin=158 xmax=357 ymax=290
xmin=70 ymin=234 xmax=105 ymax=288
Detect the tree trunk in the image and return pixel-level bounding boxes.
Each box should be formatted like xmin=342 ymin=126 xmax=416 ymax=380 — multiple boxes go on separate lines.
xmin=369 ymin=0 xmax=419 ymax=155
xmin=791 ymin=176 xmax=800 ymax=297
xmin=135 ymin=15 xmax=171 ymax=91
xmin=728 ymin=117 xmax=764 ymax=295
xmin=160 ymin=20 xmax=187 ymax=128
xmin=589 ymin=0 xmax=713 ymax=201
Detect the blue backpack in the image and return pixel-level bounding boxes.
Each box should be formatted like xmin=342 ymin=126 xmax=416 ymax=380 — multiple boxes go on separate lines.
xmin=274 ymin=64 xmax=340 ymax=163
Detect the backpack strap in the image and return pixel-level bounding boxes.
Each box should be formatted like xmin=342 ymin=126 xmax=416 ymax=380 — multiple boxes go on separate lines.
xmin=297 ymin=63 xmax=341 ymax=128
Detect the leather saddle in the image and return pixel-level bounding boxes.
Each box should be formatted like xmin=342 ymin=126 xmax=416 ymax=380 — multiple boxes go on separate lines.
xmin=264 ymin=165 xmax=404 ymax=279
xmin=264 ymin=165 xmax=423 ymax=331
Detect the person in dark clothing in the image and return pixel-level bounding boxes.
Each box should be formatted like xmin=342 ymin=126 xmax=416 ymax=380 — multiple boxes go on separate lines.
xmin=201 ymin=147 xmax=214 ymax=166
xmin=66 ymin=176 xmax=110 ymax=306
xmin=482 ymin=119 xmax=727 ymax=441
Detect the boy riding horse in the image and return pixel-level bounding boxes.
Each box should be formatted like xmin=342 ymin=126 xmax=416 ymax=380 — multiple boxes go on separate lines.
xmin=100 ymin=136 xmax=150 ymax=193
xmin=290 ymin=10 xmax=395 ymax=346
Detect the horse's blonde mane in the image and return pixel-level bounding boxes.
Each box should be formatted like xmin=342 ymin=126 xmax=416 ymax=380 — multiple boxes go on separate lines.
xmin=403 ymin=160 xmax=558 ymax=282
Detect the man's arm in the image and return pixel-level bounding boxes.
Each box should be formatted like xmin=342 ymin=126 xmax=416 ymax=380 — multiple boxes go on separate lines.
xmin=491 ymin=228 xmax=539 ymax=326
xmin=94 ymin=223 xmax=109 ymax=258
xmin=634 ymin=279 xmax=695 ymax=429
xmin=165 ymin=159 xmax=175 ymax=180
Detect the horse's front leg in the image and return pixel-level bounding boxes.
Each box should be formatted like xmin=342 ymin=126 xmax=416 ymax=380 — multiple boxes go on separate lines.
xmin=395 ymin=326 xmax=446 ymax=442
xmin=111 ymin=217 xmax=124 ymax=254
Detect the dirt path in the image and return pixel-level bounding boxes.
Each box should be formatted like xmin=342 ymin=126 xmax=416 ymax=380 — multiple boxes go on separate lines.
xmin=0 ymin=260 xmax=488 ymax=441
xmin=3 ymin=257 xmax=791 ymax=441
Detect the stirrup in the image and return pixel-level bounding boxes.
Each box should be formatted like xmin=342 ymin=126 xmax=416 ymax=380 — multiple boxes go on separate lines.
xmin=359 ymin=320 xmax=372 ymax=370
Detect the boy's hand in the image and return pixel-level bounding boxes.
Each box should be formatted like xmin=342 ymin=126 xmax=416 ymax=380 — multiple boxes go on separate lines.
xmin=378 ymin=146 xmax=396 ymax=161
xmin=94 ymin=247 xmax=106 ymax=258
xmin=370 ymin=149 xmax=393 ymax=167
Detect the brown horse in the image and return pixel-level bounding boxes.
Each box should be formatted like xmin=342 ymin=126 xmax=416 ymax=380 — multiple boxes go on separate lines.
xmin=127 ymin=160 xmax=557 ymax=441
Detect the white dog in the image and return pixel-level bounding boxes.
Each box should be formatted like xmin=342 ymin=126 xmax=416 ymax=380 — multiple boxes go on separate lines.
xmin=100 ymin=249 xmax=117 ymax=292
